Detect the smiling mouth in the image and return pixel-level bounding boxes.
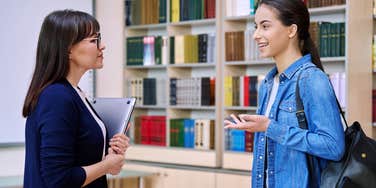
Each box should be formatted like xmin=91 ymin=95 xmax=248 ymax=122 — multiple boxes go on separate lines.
xmin=258 ymin=42 xmax=268 ymax=48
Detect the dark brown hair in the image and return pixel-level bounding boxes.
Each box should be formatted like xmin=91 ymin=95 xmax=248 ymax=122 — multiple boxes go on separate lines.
xmin=22 ymin=9 xmax=100 ymax=117
xmin=259 ymin=0 xmax=324 ymax=71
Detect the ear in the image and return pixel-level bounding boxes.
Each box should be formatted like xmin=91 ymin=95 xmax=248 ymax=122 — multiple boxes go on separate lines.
xmin=288 ymin=24 xmax=298 ymax=38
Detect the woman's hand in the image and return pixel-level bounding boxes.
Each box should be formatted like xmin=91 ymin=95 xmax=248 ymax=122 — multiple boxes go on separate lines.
xmin=109 ymin=133 xmax=130 ymax=155
xmin=104 ymin=148 xmax=125 ymax=175
xmin=224 ymin=114 xmax=270 ymax=132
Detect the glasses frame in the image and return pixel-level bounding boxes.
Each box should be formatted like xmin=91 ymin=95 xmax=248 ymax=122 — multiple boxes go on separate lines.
xmin=83 ymin=32 xmax=101 ymax=49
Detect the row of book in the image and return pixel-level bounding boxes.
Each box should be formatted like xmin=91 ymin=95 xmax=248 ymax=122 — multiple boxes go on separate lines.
xmin=126 ymin=34 xmax=216 ymax=66
xmin=329 ymin=72 xmax=346 ymax=108
xmin=132 ymin=116 xmax=215 ymax=150
xmin=224 ymin=129 xmax=254 ymax=152
xmin=170 ymin=77 xmax=215 ymax=106
xmin=225 ymin=22 xmax=345 ymax=62
xmin=126 ymin=36 xmax=168 ymax=66
xmin=170 ymin=33 xmax=216 ymax=64
xmin=125 ymin=78 xmax=167 ymax=106
xmin=133 ymin=116 xmax=166 ymax=146
xmin=170 ymin=0 xmax=215 ymax=22
xmin=224 ymin=75 xmax=265 ymax=107
xmin=309 ymin=22 xmax=345 ymax=57
xmin=125 ymin=0 xmax=166 ymax=26
xmin=170 ymin=119 xmax=215 ymax=150
xmin=306 ymin=0 xmax=345 ymax=8
xmin=226 ymin=0 xmax=259 ymax=17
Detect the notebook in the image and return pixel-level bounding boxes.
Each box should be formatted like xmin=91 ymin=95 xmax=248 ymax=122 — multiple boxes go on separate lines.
xmin=90 ymin=97 xmax=136 ymax=138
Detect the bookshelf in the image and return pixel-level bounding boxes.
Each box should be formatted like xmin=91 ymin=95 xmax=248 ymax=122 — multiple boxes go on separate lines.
xmin=95 ymin=0 xmax=376 ymax=183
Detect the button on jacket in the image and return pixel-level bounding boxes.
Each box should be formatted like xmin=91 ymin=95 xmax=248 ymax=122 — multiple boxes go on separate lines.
xmin=252 ymin=54 xmax=345 ymax=188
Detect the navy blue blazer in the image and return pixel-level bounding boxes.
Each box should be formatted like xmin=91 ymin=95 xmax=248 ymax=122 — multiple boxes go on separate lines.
xmin=24 ymin=79 xmax=108 ymax=188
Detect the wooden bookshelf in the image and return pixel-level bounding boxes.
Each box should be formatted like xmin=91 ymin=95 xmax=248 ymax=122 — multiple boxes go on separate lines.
xmin=95 ymin=0 xmax=376 ymax=184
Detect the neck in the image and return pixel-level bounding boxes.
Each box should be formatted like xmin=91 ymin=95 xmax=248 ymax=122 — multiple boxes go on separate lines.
xmin=274 ymin=45 xmax=302 ymax=74
xmin=66 ymin=68 xmax=85 ymax=88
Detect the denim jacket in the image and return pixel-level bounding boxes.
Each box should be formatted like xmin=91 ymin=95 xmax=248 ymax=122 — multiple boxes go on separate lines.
xmin=251 ymin=54 xmax=345 ymax=188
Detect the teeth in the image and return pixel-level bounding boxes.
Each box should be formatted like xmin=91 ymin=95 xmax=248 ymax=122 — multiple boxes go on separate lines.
xmin=258 ymin=43 xmax=268 ymax=48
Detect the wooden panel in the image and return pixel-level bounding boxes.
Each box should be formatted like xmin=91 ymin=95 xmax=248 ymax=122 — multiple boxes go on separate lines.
xmin=216 ymin=173 xmax=251 ymax=188
xmin=164 ymin=168 xmax=215 ymax=188
xmin=126 ymin=146 xmax=218 ymax=167
xmin=222 ymin=152 xmax=253 ymax=171
xmin=347 ymin=0 xmax=375 ymax=138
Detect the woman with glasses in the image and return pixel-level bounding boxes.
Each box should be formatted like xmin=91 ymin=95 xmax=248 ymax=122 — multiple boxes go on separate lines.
xmin=22 ymin=10 xmax=129 ymax=188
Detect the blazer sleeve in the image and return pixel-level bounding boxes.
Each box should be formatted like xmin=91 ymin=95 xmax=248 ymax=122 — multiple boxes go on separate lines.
xmin=37 ymin=88 xmax=86 ymax=188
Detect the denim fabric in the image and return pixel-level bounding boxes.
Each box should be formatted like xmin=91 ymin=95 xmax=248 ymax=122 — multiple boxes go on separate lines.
xmin=251 ymin=54 xmax=345 ymax=188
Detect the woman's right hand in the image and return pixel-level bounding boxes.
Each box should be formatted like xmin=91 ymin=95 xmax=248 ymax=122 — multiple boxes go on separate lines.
xmin=104 ymin=148 xmax=125 ymax=175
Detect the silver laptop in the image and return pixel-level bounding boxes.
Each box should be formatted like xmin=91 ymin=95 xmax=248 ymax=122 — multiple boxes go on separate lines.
xmin=90 ymin=97 xmax=136 ymax=139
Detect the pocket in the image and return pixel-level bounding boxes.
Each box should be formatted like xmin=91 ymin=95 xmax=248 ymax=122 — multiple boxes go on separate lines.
xmin=277 ymin=99 xmax=298 ymax=126
xmin=278 ymin=99 xmax=296 ymax=113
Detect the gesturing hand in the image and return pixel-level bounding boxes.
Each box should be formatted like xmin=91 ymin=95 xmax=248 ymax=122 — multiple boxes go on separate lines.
xmin=224 ymin=114 xmax=270 ymax=132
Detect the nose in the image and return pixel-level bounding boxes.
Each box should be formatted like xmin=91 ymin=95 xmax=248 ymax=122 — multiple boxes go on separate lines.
xmin=253 ymin=28 xmax=260 ymax=41
xmin=100 ymin=42 xmax=106 ymax=51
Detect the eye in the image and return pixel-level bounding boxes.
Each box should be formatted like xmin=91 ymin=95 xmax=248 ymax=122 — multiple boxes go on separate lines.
xmin=89 ymin=39 xmax=97 ymax=43
xmin=262 ymin=24 xmax=270 ymax=29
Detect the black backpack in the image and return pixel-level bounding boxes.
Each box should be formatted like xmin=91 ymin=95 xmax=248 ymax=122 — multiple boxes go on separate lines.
xmin=295 ymin=72 xmax=376 ymax=188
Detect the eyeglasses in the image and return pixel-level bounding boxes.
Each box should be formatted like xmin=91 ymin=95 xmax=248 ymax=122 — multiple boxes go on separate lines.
xmin=83 ymin=32 xmax=101 ymax=49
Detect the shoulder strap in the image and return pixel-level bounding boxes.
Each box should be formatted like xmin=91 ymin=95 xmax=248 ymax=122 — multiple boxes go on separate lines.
xmin=295 ymin=69 xmax=348 ymax=129
xmin=295 ymin=68 xmax=348 ymax=188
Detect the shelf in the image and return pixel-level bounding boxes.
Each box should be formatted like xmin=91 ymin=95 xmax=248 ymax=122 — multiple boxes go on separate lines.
xmin=225 ymin=57 xmax=345 ymax=66
xmin=222 ymin=151 xmax=253 ymax=171
xmin=224 ymin=106 xmax=258 ymax=111
xmin=126 ymin=145 xmax=218 ymax=167
xmin=126 ymin=23 xmax=167 ymax=30
xmin=309 ymin=5 xmax=346 ymax=16
xmin=169 ymin=18 xmax=216 ymax=27
xmin=224 ymin=15 xmax=254 ymax=22
xmin=168 ymin=105 xmax=216 ymax=110
xmin=168 ymin=63 xmax=216 ymax=68
xmin=135 ymin=105 xmax=167 ymax=109
xmin=372 ymin=122 xmax=376 ymax=127
xmin=124 ymin=65 xmax=167 ymax=69
xmin=225 ymin=59 xmax=274 ymax=66
xmin=321 ymin=56 xmax=346 ymax=63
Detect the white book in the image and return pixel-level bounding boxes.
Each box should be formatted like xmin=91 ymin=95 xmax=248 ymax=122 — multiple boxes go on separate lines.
xmin=339 ymin=72 xmax=346 ymax=108
xmin=161 ymin=36 xmax=169 ymax=65
xmin=207 ymin=33 xmax=216 ymax=64
xmin=201 ymin=119 xmax=214 ymax=150
xmin=240 ymin=76 xmax=244 ymax=106
xmin=226 ymin=0 xmax=233 ymax=17
xmin=329 ymin=72 xmax=340 ymax=103
xmin=235 ymin=0 xmax=250 ymax=16
xmin=194 ymin=120 xmax=203 ymax=149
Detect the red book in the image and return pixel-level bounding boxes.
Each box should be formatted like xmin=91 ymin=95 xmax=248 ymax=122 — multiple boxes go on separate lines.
xmin=206 ymin=0 xmax=215 ymax=19
xmin=244 ymin=76 xmax=250 ymax=106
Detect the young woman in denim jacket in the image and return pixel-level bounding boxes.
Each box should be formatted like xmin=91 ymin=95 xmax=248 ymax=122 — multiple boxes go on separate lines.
xmin=224 ymin=0 xmax=345 ymax=187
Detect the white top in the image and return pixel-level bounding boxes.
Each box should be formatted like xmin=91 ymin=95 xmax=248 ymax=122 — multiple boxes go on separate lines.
xmin=73 ymin=86 xmax=106 ymax=159
xmin=265 ymin=76 xmax=280 ymax=117
xmin=264 ymin=75 xmax=279 ymax=188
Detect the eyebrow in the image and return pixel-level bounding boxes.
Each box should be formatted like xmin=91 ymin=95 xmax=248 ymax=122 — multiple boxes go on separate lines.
xmin=254 ymin=20 xmax=271 ymax=25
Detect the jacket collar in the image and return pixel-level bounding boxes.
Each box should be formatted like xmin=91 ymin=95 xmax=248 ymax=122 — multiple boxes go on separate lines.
xmin=264 ymin=54 xmax=314 ymax=83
